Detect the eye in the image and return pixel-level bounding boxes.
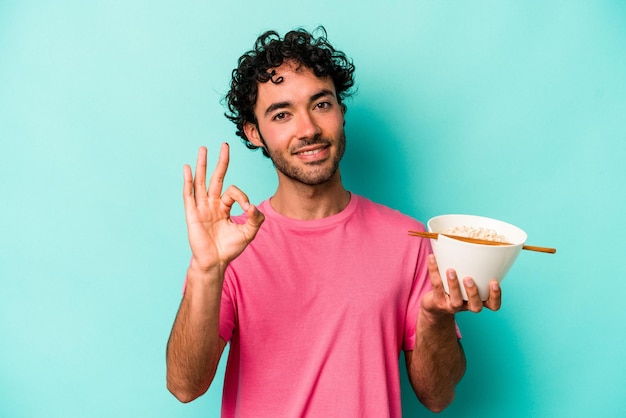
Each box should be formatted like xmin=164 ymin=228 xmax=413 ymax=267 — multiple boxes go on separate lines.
xmin=272 ymin=112 xmax=287 ymax=121
xmin=315 ymin=101 xmax=332 ymax=110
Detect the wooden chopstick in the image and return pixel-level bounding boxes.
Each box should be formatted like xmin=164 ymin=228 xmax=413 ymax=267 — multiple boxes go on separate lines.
xmin=408 ymin=230 xmax=557 ymax=254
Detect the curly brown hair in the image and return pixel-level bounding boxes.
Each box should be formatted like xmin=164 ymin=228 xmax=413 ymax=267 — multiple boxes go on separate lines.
xmin=224 ymin=26 xmax=356 ymax=157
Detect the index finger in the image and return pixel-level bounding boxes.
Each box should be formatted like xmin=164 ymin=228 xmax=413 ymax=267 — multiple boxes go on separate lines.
xmin=207 ymin=143 xmax=230 ymax=198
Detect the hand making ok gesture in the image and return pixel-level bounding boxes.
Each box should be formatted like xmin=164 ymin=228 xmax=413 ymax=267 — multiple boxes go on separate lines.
xmin=183 ymin=143 xmax=265 ymax=274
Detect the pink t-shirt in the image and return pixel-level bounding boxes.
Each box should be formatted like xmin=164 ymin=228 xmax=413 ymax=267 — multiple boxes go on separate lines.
xmin=218 ymin=194 xmax=432 ymax=417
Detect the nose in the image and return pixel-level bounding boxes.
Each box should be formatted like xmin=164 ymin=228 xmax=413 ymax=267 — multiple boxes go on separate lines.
xmin=296 ymin=110 xmax=321 ymax=140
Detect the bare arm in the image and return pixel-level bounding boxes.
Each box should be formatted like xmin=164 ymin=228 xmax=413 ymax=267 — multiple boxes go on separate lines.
xmin=166 ymin=265 xmax=227 ymax=403
xmin=166 ymin=144 xmax=264 ymax=403
xmin=405 ymin=254 xmax=501 ymax=412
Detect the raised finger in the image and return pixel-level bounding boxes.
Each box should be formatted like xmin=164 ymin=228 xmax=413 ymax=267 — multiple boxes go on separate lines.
xmin=193 ymin=146 xmax=209 ymax=202
xmin=208 ymin=143 xmax=230 ymax=198
xmin=183 ymin=164 xmax=194 ymax=206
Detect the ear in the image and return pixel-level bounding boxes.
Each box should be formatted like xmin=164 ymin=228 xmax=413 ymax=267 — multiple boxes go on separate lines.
xmin=244 ymin=122 xmax=264 ymax=147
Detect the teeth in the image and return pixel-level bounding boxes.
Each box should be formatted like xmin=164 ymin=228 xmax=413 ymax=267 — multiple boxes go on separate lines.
xmin=300 ymin=149 xmax=322 ymax=155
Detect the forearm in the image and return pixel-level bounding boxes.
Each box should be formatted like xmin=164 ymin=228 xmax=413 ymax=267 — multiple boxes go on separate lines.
xmin=166 ymin=262 xmax=226 ymax=403
xmin=406 ymin=309 xmax=466 ymax=412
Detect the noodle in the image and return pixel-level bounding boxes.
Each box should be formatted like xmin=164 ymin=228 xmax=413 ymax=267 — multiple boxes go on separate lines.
xmin=445 ymin=225 xmax=506 ymax=242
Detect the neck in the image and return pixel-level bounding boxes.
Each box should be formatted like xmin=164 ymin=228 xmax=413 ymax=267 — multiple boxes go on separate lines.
xmin=270 ymin=171 xmax=351 ymax=220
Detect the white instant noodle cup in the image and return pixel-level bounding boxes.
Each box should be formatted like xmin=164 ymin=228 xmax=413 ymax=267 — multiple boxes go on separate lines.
xmin=427 ymin=214 xmax=527 ymax=301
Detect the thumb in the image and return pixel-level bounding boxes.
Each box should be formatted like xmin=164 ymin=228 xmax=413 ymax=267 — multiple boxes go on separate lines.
xmin=427 ymin=254 xmax=447 ymax=298
xmin=242 ymin=204 xmax=265 ymax=239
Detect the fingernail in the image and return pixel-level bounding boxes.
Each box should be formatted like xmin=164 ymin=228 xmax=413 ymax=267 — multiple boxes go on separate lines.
xmin=428 ymin=254 xmax=435 ymax=264
xmin=464 ymin=278 xmax=474 ymax=287
xmin=447 ymin=269 xmax=457 ymax=280
xmin=492 ymin=282 xmax=500 ymax=291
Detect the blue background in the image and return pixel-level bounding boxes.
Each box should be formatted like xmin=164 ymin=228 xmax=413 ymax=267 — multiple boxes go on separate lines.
xmin=1 ymin=1 xmax=625 ymax=417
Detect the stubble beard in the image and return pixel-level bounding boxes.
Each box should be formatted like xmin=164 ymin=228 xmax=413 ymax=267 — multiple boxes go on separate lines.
xmin=261 ymin=132 xmax=346 ymax=186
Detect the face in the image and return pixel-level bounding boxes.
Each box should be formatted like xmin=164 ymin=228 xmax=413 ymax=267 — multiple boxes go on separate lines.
xmin=244 ymin=61 xmax=346 ymax=186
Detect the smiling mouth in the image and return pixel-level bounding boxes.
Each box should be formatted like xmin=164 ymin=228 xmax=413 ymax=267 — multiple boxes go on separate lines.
xmin=293 ymin=143 xmax=330 ymax=156
xmin=298 ymin=148 xmax=324 ymax=156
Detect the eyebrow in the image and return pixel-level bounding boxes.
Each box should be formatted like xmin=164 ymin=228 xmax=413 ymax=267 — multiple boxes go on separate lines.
xmin=263 ymin=89 xmax=336 ymax=117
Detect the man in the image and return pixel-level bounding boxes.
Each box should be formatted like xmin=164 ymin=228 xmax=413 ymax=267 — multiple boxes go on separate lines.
xmin=166 ymin=27 xmax=501 ymax=417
